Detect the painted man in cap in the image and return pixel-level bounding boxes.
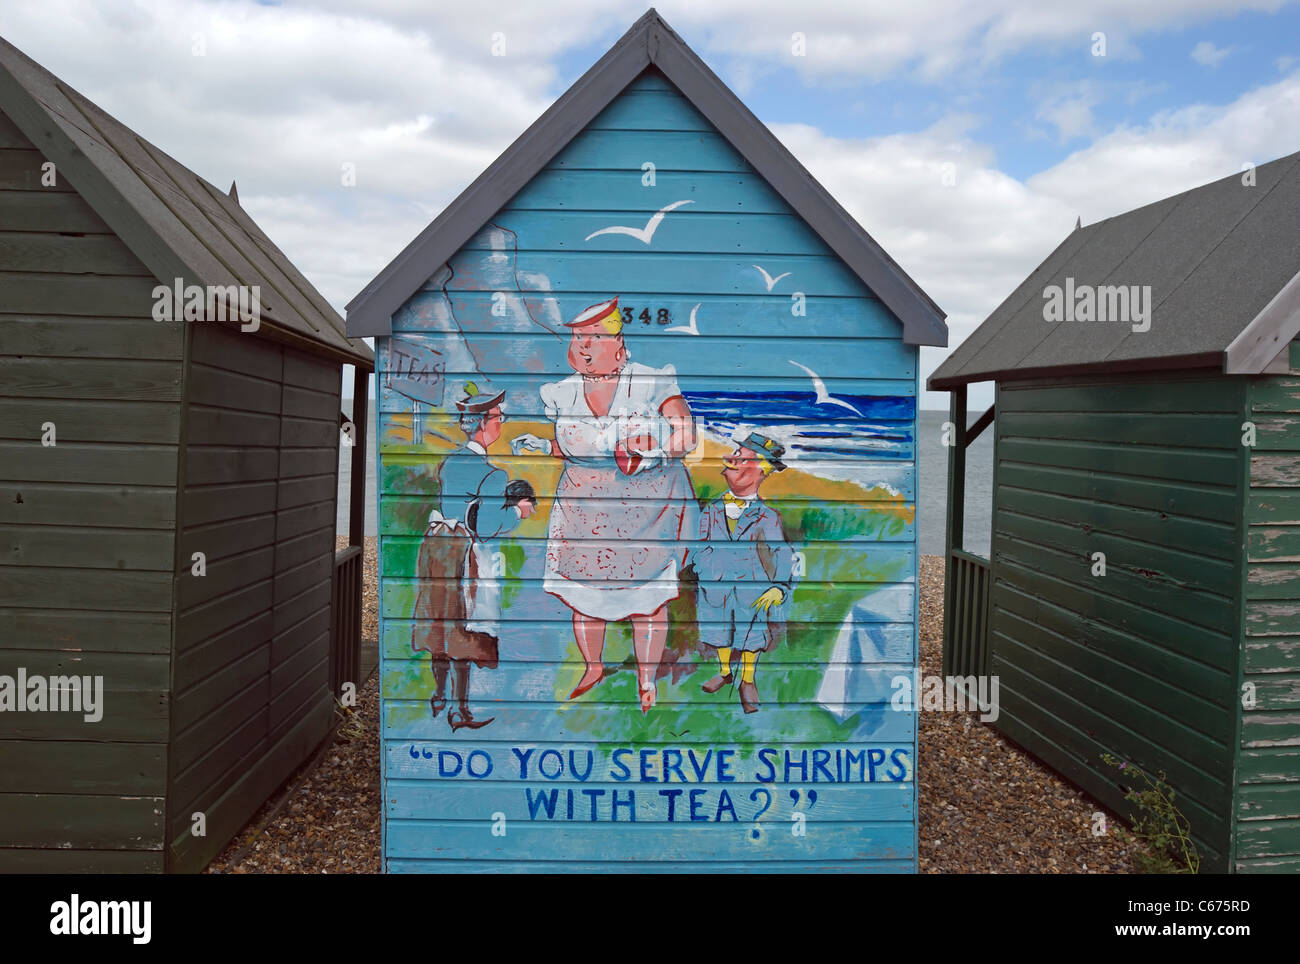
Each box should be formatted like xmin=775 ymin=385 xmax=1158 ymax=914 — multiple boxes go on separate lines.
xmin=412 ymin=381 xmax=535 ymax=730
xmin=689 ymin=432 xmax=794 ymax=714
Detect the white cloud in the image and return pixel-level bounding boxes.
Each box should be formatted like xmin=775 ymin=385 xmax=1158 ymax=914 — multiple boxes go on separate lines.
xmin=1190 ymin=40 xmax=1236 ymax=66
xmin=766 ymin=71 xmax=1300 ymax=407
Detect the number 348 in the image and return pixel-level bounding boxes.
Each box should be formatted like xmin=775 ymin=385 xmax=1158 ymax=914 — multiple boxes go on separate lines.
xmin=622 ymin=306 xmax=672 ymax=326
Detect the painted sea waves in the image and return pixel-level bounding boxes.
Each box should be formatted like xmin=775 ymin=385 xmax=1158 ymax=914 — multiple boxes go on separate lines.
xmin=683 ymin=390 xmax=914 ymax=490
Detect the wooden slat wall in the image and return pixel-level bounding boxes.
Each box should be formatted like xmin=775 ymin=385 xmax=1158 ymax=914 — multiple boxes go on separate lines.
xmin=0 ymin=111 xmax=178 ymax=872
xmin=167 ymin=324 xmax=338 ymax=871
xmin=1237 ymin=348 xmax=1300 ymax=872
xmin=378 ymin=70 xmax=919 ymax=871
xmin=990 ymin=374 xmax=1247 ymax=873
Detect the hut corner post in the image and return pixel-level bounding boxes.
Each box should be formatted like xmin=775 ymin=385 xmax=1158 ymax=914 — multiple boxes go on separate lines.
xmin=349 ymin=368 xmax=369 ymax=550
xmin=331 ymin=368 xmax=369 ymax=701
xmin=942 ymin=386 xmax=966 ymax=678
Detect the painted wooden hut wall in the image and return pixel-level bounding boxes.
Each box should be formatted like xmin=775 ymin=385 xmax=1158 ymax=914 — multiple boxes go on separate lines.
xmin=168 ymin=323 xmax=340 ymax=871
xmin=376 ymin=69 xmax=918 ymax=871
xmin=991 ymin=372 xmax=1246 ymax=872
xmin=1237 ymin=338 xmax=1300 ymax=872
xmin=0 ymin=110 xmax=179 ymax=871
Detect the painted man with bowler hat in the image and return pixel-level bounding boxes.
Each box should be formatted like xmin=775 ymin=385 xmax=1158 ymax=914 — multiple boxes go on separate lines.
xmin=689 ymin=431 xmax=794 ymax=714
xmin=412 ymin=381 xmax=535 ymax=730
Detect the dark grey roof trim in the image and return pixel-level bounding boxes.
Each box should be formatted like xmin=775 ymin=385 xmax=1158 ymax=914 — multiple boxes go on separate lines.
xmin=928 ymin=350 xmax=1223 ymax=391
xmin=346 ymin=9 xmax=947 ymax=346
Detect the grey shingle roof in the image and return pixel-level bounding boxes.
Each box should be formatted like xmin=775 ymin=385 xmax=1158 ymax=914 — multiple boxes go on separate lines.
xmin=345 ymin=9 xmax=947 ymax=347
xmin=0 ymin=36 xmax=373 ymax=369
xmin=929 ymin=151 xmax=1300 ymax=389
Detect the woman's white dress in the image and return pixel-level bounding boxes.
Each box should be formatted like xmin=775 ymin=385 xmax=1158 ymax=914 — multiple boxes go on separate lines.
xmin=541 ymin=361 xmax=697 ymax=621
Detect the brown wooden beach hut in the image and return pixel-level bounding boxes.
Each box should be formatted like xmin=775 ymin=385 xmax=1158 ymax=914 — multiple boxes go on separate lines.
xmin=0 ymin=37 xmax=373 ymax=872
xmin=929 ymin=152 xmax=1300 ymax=872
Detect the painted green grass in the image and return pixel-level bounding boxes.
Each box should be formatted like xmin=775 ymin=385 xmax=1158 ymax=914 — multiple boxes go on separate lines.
xmin=382 ymin=453 xmax=914 ymax=745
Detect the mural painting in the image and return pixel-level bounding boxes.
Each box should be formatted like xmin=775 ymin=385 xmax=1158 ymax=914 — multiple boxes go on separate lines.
xmin=376 ymin=72 xmax=919 ymax=869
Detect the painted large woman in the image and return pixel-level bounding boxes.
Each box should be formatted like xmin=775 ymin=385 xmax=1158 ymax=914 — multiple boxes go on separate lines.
xmin=512 ymin=297 xmax=698 ymax=713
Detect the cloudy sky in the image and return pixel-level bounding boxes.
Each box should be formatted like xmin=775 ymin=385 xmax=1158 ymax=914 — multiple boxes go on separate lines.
xmin=4 ymin=0 xmax=1299 ymax=406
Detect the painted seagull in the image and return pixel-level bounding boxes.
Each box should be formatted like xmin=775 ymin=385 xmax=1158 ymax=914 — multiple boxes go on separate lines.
xmin=753 ymin=264 xmax=792 ymax=291
xmin=790 ymin=360 xmax=862 ymax=416
xmin=585 ymin=199 xmax=693 ymax=244
xmin=664 ymin=302 xmax=702 ymax=335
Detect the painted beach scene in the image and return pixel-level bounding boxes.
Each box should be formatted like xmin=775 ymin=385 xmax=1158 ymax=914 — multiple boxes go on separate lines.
xmin=376 ymin=221 xmax=917 ymax=755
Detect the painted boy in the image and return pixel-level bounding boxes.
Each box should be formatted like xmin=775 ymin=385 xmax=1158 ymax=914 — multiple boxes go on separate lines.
xmin=691 ymin=432 xmax=794 ymax=714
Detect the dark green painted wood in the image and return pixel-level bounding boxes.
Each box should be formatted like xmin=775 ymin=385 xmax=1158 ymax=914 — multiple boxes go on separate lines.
xmin=986 ymin=374 xmax=1247 ymax=874
xmin=0 ymin=230 xmax=146 ymax=274
xmin=0 ymin=566 xmax=172 ymax=611
xmin=0 ymin=740 xmax=166 ymax=795
xmin=0 ymin=689 xmax=167 ymax=742
xmin=991 ymin=695 xmax=1227 ymax=872
xmin=0 ymin=273 xmax=166 ymax=316
xmin=0 ymin=398 xmax=180 ymax=444
xmin=1238 ymin=783 xmax=1300 ymax=819
xmin=2 ymin=441 xmax=178 ymax=485
xmin=0 ymin=110 xmax=31 ymax=147
xmin=177 ymin=513 xmax=276 ymax=563
xmin=176 ymin=546 xmax=275 ymax=609
xmin=995 ymin=535 xmax=1237 ymax=640
xmin=0 ymin=147 xmax=74 ymax=190
xmin=0 ymin=316 xmax=182 ymax=359
xmin=182 ymin=480 xmax=276 ymax=528
xmin=1234 ymin=819 xmax=1300 ymax=859
xmin=0 ymin=358 xmax=182 ymax=402
xmin=0 ymin=482 xmax=174 ymax=529
xmin=188 ymin=362 xmax=282 ymax=414
xmin=0 ymin=608 xmax=171 ymax=653
xmin=994 ymin=579 xmax=1231 ymax=701
xmin=173 ymin=612 xmax=272 ymax=692
xmin=0 ymin=848 xmax=164 ymax=873
xmin=172 ymin=647 xmax=270 ymax=733
xmin=274 ymin=526 xmax=334 ymax=573
xmin=0 ymin=523 xmax=172 ymax=570
xmin=0 ymin=189 xmax=110 ymax=232
xmin=168 ymin=693 xmax=333 ymax=872
xmin=168 ymin=710 xmax=269 ymax=835
xmin=269 ymin=655 xmax=328 ymax=731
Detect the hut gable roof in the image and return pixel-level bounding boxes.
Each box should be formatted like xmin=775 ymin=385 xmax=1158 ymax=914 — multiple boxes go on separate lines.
xmin=344 ymin=8 xmax=947 ymax=347
xmin=929 ymin=151 xmax=1300 ymax=389
xmin=0 ymin=36 xmax=373 ymax=369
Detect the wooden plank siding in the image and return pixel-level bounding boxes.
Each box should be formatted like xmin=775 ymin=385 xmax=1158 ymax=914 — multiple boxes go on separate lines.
xmin=1237 ymin=345 xmax=1300 ymax=872
xmin=377 ymin=70 xmax=918 ymax=871
xmin=0 ymin=115 xmax=178 ymax=871
xmin=166 ymin=323 xmax=339 ymax=871
xmin=988 ymin=373 xmax=1248 ymax=873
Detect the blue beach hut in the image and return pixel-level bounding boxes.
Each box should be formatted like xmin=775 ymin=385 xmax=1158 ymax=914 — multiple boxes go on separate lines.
xmin=348 ymin=9 xmax=946 ymax=872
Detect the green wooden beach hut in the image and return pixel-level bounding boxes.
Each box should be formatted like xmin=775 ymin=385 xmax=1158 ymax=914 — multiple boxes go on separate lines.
xmin=930 ymin=152 xmax=1300 ymax=872
xmin=0 ymin=37 xmax=374 ymax=872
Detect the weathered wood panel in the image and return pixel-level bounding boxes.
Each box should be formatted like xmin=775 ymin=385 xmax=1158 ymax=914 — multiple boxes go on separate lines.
xmin=1236 ymin=363 xmax=1300 ymax=871
xmin=989 ymin=374 xmax=1246 ymax=873
xmin=376 ymin=71 xmax=918 ymax=872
